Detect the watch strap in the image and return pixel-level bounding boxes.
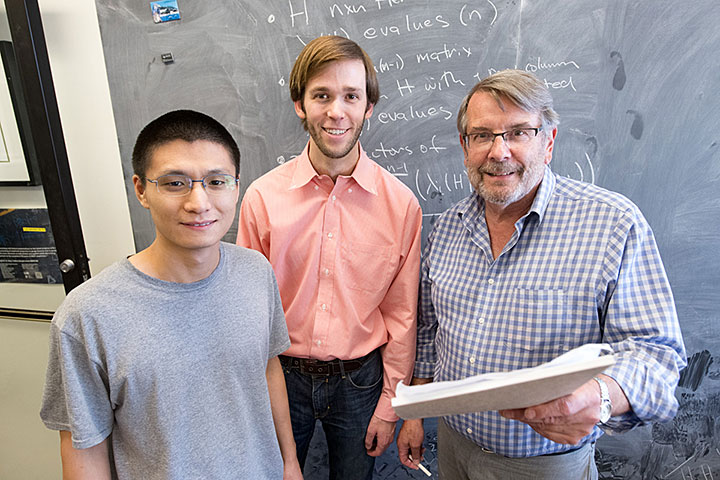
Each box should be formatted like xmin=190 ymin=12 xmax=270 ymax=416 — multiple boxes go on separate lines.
xmin=593 ymin=376 xmax=612 ymax=424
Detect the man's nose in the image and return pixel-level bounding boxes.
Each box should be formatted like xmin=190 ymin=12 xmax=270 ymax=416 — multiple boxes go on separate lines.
xmin=487 ymin=134 xmax=511 ymax=160
xmin=184 ymin=181 xmax=211 ymax=211
xmin=327 ymin=99 xmax=345 ymax=119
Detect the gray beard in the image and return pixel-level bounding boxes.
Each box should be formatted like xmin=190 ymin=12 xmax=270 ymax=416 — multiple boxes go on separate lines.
xmin=468 ymin=160 xmax=544 ymax=206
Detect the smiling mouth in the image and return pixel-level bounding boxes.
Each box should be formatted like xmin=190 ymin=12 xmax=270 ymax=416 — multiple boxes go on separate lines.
xmin=324 ymin=128 xmax=349 ymax=135
xmin=183 ymin=221 xmax=215 ymax=227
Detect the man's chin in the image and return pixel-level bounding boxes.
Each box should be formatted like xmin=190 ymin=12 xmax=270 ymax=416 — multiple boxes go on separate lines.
xmin=316 ymin=141 xmax=355 ymax=160
xmin=474 ymin=185 xmax=520 ymax=206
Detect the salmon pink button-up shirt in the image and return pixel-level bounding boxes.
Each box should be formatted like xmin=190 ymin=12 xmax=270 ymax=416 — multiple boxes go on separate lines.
xmin=237 ymin=143 xmax=422 ymax=421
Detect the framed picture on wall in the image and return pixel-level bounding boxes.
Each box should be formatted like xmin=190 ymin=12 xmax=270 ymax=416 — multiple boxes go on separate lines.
xmin=0 ymin=40 xmax=41 ymax=185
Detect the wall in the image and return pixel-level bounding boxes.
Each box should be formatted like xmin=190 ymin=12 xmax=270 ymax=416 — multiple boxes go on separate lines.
xmin=0 ymin=0 xmax=135 ymax=478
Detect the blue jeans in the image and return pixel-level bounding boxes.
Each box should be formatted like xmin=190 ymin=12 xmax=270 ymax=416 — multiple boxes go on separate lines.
xmin=281 ymin=350 xmax=383 ymax=480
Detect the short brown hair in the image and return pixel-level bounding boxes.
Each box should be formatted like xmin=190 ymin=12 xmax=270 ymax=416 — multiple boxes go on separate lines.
xmin=457 ymin=69 xmax=560 ymax=135
xmin=289 ymin=36 xmax=379 ymax=129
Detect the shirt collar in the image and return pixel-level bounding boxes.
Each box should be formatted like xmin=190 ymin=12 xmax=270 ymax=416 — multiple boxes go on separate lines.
xmin=289 ymin=141 xmax=377 ymax=195
xmin=527 ymin=165 xmax=555 ymax=223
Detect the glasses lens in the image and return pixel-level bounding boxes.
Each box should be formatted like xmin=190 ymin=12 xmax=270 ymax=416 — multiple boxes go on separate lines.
xmin=471 ymin=133 xmax=492 ymax=146
xmin=507 ymin=128 xmax=534 ymax=144
xmin=204 ymin=174 xmax=236 ymax=194
xmin=156 ymin=175 xmax=190 ymax=196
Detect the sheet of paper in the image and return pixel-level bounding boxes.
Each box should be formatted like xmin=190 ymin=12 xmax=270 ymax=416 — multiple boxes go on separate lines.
xmin=392 ymin=344 xmax=615 ymax=419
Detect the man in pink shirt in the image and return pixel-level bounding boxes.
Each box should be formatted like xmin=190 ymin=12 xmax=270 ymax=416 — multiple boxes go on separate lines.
xmin=237 ymin=35 xmax=422 ymax=479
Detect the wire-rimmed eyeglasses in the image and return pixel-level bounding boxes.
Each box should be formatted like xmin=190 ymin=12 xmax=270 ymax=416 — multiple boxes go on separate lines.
xmin=146 ymin=174 xmax=239 ymax=196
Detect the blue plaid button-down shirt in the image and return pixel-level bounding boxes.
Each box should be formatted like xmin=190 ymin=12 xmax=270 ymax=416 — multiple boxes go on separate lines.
xmin=415 ymin=166 xmax=686 ymax=457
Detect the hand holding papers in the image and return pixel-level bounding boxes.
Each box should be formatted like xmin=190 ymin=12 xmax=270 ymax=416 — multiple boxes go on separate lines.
xmin=392 ymin=344 xmax=615 ymax=419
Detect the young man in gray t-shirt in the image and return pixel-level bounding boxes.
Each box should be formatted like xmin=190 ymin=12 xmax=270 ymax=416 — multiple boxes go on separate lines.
xmin=40 ymin=110 xmax=303 ymax=479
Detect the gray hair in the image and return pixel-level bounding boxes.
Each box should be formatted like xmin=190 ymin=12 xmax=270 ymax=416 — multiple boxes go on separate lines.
xmin=456 ymin=69 xmax=560 ymax=134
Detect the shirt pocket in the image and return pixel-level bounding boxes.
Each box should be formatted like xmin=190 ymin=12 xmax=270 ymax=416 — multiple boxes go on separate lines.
xmin=503 ymin=288 xmax=575 ymax=357
xmin=340 ymin=241 xmax=394 ymax=293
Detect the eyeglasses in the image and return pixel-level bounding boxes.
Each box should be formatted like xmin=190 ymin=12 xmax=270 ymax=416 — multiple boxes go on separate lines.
xmin=146 ymin=174 xmax=239 ymax=196
xmin=463 ymin=127 xmax=543 ymax=150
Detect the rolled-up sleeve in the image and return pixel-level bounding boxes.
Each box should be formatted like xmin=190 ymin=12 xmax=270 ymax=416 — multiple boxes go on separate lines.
xmin=600 ymin=208 xmax=686 ymax=432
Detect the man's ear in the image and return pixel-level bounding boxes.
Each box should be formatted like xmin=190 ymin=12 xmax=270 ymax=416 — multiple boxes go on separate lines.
xmin=133 ymin=175 xmax=150 ymax=209
xmin=364 ymin=102 xmax=374 ymax=120
xmin=544 ymin=127 xmax=557 ymax=165
xmin=459 ymin=133 xmax=470 ymax=165
xmin=232 ymin=177 xmax=240 ymax=205
xmin=294 ymin=100 xmax=306 ymax=120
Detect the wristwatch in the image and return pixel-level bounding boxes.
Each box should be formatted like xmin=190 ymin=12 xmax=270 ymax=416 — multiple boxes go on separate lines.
xmin=593 ymin=376 xmax=612 ymax=424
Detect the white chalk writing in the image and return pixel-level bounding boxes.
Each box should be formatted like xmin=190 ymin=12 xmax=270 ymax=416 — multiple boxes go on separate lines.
xmin=395 ymin=78 xmax=416 ymax=97
xmin=329 ymin=2 xmax=367 ymax=18
xmin=288 ymin=0 xmax=308 ymax=27
xmin=459 ymin=1 xmax=497 ymax=27
xmin=425 ymin=71 xmax=466 ymax=91
xmin=525 ymin=57 xmax=580 ymax=72
xmin=416 ymin=44 xmax=471 ymax=64
xmin=374 ymin=0 xmax=404 ymax=9
xmin=544 ymin=76 xmax=577 ymax=92
xmin=371 ymin=142 xmax=413 ymax=159
xmin=364 ymin=14 xmax=450 ymax=40
xmin=375 ymin=54 xmax=405 ymax=73
xmin=377 ymin=104 xmax=453 ymax=124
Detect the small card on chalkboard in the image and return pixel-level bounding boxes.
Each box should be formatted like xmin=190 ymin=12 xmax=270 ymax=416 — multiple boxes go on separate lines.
xmin=151 ymin=0 xmax=180 ymax=24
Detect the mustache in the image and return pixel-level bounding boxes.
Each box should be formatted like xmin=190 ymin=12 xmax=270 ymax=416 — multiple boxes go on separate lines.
xmin=478 ymin=162 xmax=525 ymax=175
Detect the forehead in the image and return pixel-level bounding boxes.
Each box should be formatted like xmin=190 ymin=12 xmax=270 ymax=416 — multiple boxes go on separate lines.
xmin=147 ymin=139 xmax=234 ymax=175
xmin=305 ymin=59 xmax=367 ymax=93
xmin=466 ymin=91 xmax=540 ymax=128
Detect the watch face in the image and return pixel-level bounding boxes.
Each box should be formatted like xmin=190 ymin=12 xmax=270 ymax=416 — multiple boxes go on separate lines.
xmin=600 ymin=401 xmax=612 ymax=423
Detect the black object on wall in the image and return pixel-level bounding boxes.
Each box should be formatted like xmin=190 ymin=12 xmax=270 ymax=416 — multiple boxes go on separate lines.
xmin=94 ymin=1 xmax=720 ymax=478
xmin=4 ymin=0 xmax=90 ymax=293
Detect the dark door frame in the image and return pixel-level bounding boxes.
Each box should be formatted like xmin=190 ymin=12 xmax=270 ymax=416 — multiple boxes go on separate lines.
xmin=4 ymin=0 xmax=90 ymax=293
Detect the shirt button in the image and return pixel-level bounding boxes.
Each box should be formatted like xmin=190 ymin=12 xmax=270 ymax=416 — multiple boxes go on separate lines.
xmin=314 ymin=185 xmax=319 ymax=190
xmin=327 ymin=232 xmax=333 ymax=239
xmin=466 ymin=428 xmax=473 ymax=434
xmin=488 ymin=278 xmax=495 ymax=285
xmin=316 ymin=340 xmax=322 ymax=345
xmin=469 ymin=356 xmax=476 ymax=364
xmin=332 ymin=195 xmax=337 ymax=201
xmin=478 ymin=317 xmax=485 ymax=325
xmin=324 ymin=268 xmax=330 ymax=276
xmin=348 ymin=188 xmax=353 ymax=193
xmin=321 ymin=303 xmax=327 ymax=311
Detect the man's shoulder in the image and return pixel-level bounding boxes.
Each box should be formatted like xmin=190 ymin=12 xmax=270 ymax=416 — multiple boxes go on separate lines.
xmin=552 ymin=174 xmax=641 ymax=216
xmin=52 ymin=260 xmax=131 ymax=333
xmin=436 ymin=194 xmax=475 ymax=225
xmin=221 ymin=242 xmax=273 ymax=277
xmin=423 ymin=194 xmax=475 ymax=247
xmin=222 ymin=242 xmax=270 ymax=266
xmin=245 ymin=159 xmax=297 ymax=195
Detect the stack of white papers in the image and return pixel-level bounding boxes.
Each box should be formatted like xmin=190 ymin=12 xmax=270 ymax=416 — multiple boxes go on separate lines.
xmin=392 ymin=344 xmax=615 ymax=419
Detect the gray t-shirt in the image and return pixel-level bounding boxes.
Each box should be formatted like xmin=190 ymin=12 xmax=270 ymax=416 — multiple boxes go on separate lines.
xmin=40 ymin=242 xmax=290 ymax=479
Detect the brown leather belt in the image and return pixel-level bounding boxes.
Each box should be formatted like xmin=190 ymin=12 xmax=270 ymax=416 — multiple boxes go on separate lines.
xmin=279 ymin=352 xmax=372 ymax=376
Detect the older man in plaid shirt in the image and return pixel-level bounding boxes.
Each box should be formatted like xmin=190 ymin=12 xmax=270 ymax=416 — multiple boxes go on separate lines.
xmin=397 ymin=70 xmax=686 ymax=480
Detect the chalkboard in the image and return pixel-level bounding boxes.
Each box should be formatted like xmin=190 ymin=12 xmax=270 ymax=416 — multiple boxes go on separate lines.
xmin=94 ymin=1 xmax=720 ymax=478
